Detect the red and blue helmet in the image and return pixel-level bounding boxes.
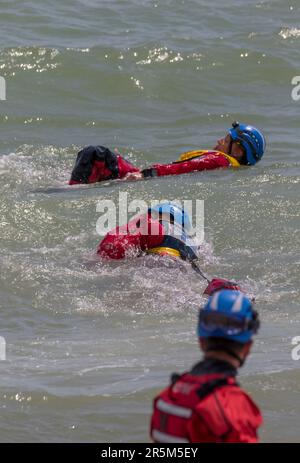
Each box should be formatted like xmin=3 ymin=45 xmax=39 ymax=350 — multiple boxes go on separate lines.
xmin=198 ymin=289 xmax=260 ymax=344
xmin=229 ymin=122 xmax=266 ymax=165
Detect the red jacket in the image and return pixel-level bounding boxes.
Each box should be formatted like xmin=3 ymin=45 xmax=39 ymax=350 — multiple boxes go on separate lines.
xmin=150 ymin=359 xmax=262 ymax=444
xmin=97 ymin=214 xmax=164 ymax=259
xmin=142 ymin=151 xmax=230 ymax=178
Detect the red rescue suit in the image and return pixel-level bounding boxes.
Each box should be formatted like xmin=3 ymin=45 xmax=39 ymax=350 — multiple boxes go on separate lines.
xmin=69 ymin=146 xmax=240 ymax=185
xmin=150 ymin=359 xmax=262 ymax=443
xmin=141 ymin=150 xmax=237 ymax=178
xmin=98 ymin=214 xmax=163 ymax=259
xmin=97 ymin=213 xmax=198 ymax=262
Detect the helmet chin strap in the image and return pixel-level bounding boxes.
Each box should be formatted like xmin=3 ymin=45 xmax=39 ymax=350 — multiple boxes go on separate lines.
xmin=228 ymin=138 xmax=233 ymax=156
xmin=228 ymin=138 xmax=247 ymax=164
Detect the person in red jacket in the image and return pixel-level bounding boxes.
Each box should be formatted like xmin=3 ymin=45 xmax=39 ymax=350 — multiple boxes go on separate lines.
xmin=97 ymin=202 xmax=246 ymax=295
xmin=97 ymin=202 xmax=200 ymax=264
xmin=150 ymin=289 xmax=262 ymax=443
xmin=69 ymin=122 xmax=266 ymax=185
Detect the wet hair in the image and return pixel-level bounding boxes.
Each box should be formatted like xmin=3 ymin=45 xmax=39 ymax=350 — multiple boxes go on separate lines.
xmin=203 ymin=337 xmax=245 ymax=354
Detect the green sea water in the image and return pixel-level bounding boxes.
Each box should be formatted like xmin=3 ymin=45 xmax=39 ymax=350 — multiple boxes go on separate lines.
xmin=0 ymin=0 xmax=300 ymax=442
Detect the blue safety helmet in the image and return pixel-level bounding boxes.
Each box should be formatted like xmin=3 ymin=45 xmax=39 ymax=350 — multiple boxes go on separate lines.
xmin=229 ymin=121 xmax=266 ymax=165
xmin=198 ymin=290 xmax=260 ymax=344
xmin=148 ymin=202 xmax=192 ymax=234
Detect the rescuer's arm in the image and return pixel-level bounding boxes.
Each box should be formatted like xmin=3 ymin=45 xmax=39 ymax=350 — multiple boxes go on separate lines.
xmin=141 ymin=155 xmax=230 ymax=178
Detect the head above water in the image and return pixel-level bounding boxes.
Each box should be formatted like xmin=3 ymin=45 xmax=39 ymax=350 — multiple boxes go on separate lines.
xmin=198 ymin=289 xmax=260 ymax=367
xmin=148 ymin=202 xmax=192 ymax=234
xmin=214 ymin=122 xmax=266 ymax=165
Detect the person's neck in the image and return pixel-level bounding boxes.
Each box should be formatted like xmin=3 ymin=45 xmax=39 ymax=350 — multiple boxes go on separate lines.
xmin=204 ymin=351 xmax=241 ymax=369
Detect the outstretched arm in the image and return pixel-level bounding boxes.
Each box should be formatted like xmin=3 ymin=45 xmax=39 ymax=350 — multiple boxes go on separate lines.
xmin=124 ymin=153 xmax=230 ymax=181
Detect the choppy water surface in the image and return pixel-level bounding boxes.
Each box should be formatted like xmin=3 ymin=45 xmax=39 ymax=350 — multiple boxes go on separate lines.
xmin=0 ymin=0 xmax=300 ymax=442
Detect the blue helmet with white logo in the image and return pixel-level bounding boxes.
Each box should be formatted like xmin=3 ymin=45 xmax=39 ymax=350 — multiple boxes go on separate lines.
xmin=148 ymin=202 xmax=192 ymax=234
xmin=229 ymin=122 xmax=266 ymax=165
xmin=198 ymin=290 xmax=260 ymax=344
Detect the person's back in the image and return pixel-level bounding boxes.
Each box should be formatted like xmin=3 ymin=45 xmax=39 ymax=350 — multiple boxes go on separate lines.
xmin=150 ymin=290 xmax=263 ymax=443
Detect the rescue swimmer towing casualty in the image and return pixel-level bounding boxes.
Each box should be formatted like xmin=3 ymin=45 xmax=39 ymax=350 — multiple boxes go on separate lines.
xmin=38 ymin=122 xmax=266 ymax=194
xmin=97 ymin=202 xmax=243 ymax=297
